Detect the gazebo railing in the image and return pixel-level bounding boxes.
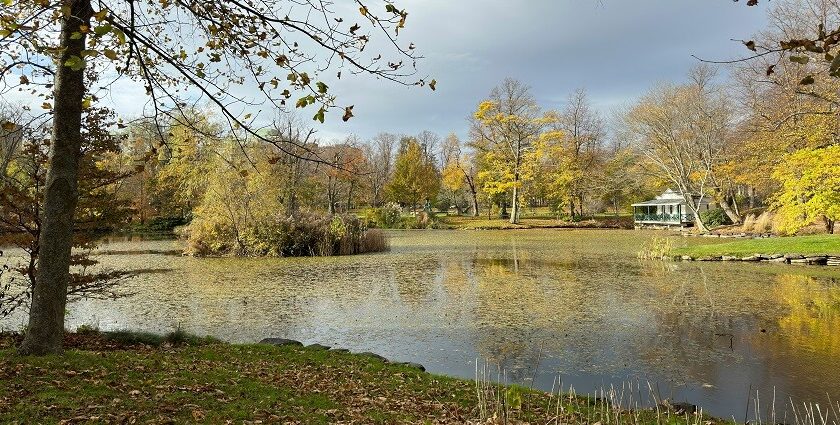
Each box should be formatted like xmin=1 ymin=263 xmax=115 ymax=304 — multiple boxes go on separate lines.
xmin=633 ymin=213 xmax=694 ymax=223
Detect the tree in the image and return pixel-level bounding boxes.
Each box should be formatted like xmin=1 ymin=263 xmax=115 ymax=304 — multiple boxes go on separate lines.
xmin=553 ymin=89 xmax=604 ymax=219
xmin=266 ymin=115 xmax=319 ymax=216
xmin=0 ymin=107 xmax=133 ymax=318
xmin=1 ymin=0 xmax=429 ymax=354
xmin=737 ymin=0 xmax=840 ymax=84
xmin=624 ymin=66 xmax=734 ymax=232
xmin=470 ymin=79 xmax=550 ymax=224
xmin=363 ymin=132 xmax=398 ymax=207
xmin=386 ymin=138 xmax=440 ymax=211
xmin=320 ymin=140 xmax=367 ymax=214
xmin=771 ymin=145 xmax=840 ymax=234
xmin=441 ymin=134 xmax=480 ymax=216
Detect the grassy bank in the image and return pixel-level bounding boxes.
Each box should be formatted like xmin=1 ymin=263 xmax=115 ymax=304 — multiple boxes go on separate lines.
xmin=0 ymin=331 xmax=727 ymax=424
xmin=673 ymin=234 xmax=840 ymax=258
xmin=438 ymin=215 xmax=632 ymax=230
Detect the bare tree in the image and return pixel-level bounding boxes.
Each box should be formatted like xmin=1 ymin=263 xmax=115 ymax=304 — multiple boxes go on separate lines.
xmin=364 ymin=132 xmax=398 ymax=207
xmin=416 ymin=130 xmax=441 ymax=166
xmin=553 ymin=89 xmax=604 ymax=218
xmin=625 ymin=66 xmax=733 ymax=232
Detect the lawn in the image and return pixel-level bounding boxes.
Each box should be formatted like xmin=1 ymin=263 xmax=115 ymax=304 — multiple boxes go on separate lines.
xmin=673 ymin=234 xmax=840 ymax=258
xmin=0 ymin=331 xmax=731 ymax=424
xmin=438 ymin=215 xmax=632 ymax=230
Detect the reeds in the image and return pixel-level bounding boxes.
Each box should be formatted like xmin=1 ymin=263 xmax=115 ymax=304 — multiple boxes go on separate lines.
xmin=638 ymin=236 xmax=674 ymax=260
xmin=471 ymin=360 xmax=840 ymax=425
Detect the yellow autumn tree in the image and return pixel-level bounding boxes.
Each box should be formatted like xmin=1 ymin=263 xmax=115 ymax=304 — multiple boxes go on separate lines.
xmin=470 ymin=78 xmax=552 ymax=223
xmin=771 ymin=145 xmax=840 ymax=234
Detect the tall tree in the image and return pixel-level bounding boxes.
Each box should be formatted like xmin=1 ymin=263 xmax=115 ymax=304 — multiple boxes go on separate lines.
xmin=1 ymin=0 xmax=429 ymax=355
xmin=386 ymin=138 xmax=440 ymax=211
xmin=441 ymin=134 xmax=480 ymax=216
xmin=554 ymin=89 xmax=604 ymax=218
xmin=624 ymin=66 xmax=734 ymax=232
xmin=470 ymin=79 xmax=549 ymax=224
xmin=363 ymin=132 xmax=398 ymax=207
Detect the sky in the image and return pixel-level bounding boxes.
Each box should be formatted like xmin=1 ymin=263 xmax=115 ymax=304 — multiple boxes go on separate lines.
xmin=307 ymin=0 xmax=772 ymax=143
xmin=4 ymin=1 xmax=773 ymax=144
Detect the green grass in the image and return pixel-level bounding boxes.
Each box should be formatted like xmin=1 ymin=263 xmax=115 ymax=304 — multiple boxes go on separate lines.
xmin=0 ymin=331 xmax=732 ymax=424
xmin=673 ymin=234 xmax=840 ymax=258
xmin=438 ymin=215 xmax=632 ymax=230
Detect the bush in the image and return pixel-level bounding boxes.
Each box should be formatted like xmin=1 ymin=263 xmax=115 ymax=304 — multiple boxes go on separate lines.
xmin=362 ymin=203 xmax=403 ymax=229
xmin=146 ymin=216 xmax=189 ymax=232
xmin=186 ymin=212 xmax=389 ymax=257
xmin=699 ymin=208 xmax=732 ymax=227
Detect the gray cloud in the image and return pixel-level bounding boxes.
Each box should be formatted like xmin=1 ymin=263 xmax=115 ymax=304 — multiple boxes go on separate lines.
xmin=316 ymin=0 xmax=770 ymax=142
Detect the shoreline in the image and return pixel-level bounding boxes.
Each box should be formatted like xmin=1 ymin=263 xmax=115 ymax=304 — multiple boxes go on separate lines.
xmin=0 ymin=330 xmax=734 ymax=424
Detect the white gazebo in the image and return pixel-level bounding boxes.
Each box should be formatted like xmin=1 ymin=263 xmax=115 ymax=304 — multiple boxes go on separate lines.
xmin=632 ymin=189 xmax=714 ymax=227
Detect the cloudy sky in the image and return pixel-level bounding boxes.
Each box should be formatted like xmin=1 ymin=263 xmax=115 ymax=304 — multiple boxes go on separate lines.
xmin=6 ymin=1 xmax=772 ymax=144
xmin=308 ymin=0 xmax=771 ymax=143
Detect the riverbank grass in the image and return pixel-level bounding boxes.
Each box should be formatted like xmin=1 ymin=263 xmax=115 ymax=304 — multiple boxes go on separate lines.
xmin=0 ymin=331 xmax=729 ymax=424
xmin=673 ymin=234 xmax=840 ymax=258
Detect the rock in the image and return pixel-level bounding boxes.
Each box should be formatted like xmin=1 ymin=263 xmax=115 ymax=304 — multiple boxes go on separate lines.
xmin=790 ymin=258 xmax=809 ymax=265
xmin=396 ymin=362 xmax=426 ymax=372
xmin=828 ymin=257 xmax=840 ymax=266
xmin=660 ymin=400 xmax=697 ymax=414
xmin=805 ymin=256 xmax=828 ymax=265
xmin=306 ymin=343 xmax=331 ymax=351
xmin=259 ymin=338 xmax=303 ymax=347
xmin=680 ymin=255 xmax=694 ymax=261
xmin=785 ymin=254 xmax=804 ymax=260
xmin=766 ymin=254 xmax=784 ymax=260
xmin=357 ymin=352 xmax=388 ymax=362
xmin=722 ymin=255 xmax=739 ymax=261
xmin=768 ymin=257 xmax=788 ymax=263
xmin=741 ymin=255 xmax=762 ymax=262
xmin=697 ymin=256 xmax=721 ymax=262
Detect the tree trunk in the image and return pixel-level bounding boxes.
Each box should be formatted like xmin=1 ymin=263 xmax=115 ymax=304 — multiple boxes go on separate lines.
xmin=346 ymin=181 xmax=354 ymax=212
xmin=19 ymin=0 xmax=91 ymax=356
xmin=509 ymin=182 xmax=519 ymax=224
xmin=717 ymin=192 xmax=742 ymax=224
xmin=748 ymin=186 xmax=756 ymax=209
xmin=470 ymin=191 xmax=479 ymax=217
xmin=578 ymin=194 xmax=585 ymax=219
xmin=825 ymin=217 xmax=835 ymax=234
xmin=569 ymin=197 xmax=575 ymax=220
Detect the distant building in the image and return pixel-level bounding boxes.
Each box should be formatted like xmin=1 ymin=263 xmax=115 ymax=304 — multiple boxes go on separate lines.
xmin=632 ymin=189 xmax=714 ymax=227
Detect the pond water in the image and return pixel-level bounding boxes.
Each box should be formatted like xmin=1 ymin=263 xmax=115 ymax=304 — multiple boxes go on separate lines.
xmin=2 ymin=229 xmax=839 ymax=420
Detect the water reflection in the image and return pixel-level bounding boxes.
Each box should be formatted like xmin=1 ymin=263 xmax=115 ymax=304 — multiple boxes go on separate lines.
xmin=1 ymin=229 xmax=838 ymax=419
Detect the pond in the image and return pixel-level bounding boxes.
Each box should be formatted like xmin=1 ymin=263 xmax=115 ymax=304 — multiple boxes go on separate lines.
xmin=2 ymin=229 xmax=839 ymax=420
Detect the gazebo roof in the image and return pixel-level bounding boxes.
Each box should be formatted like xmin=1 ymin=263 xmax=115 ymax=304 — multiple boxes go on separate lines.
xmin=631 ymin=198 xmax=685 ymax=207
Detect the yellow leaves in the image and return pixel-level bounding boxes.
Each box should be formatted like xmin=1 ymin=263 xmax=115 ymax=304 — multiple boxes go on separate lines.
xmin=473 ymin=101 xmax=497 ymax=120
xmin=770 ymin=145 xmax=840 ymax=234
xmin=103 ymin=49 xmax=117 ymax=60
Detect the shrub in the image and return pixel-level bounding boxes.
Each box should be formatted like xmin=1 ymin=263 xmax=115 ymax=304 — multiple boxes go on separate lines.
xmin=699 ymin=208 xmax=732 ymax=228
xmin=755 ymin=211 xmax=774 ymax=233
xmin=146 ymin=216 xmax=189 ymax=232
xmin=362 ymin=203 xmax=403 ymax=229
xmin=741 ymin=213 xmax=756 ymax=233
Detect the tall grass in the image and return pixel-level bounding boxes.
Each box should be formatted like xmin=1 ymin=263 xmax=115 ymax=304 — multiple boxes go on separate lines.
xmin=638 ymin=236 xmax=674 ymax=260
xmin=472 ymin=360 xmax=840 ymax=425
xmin=187 ymin=212 xmax=389 ymax=257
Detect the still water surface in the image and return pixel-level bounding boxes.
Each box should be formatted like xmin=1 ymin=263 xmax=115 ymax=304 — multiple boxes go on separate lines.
xmin=3 ymin=229 xmax=839 ymax=419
